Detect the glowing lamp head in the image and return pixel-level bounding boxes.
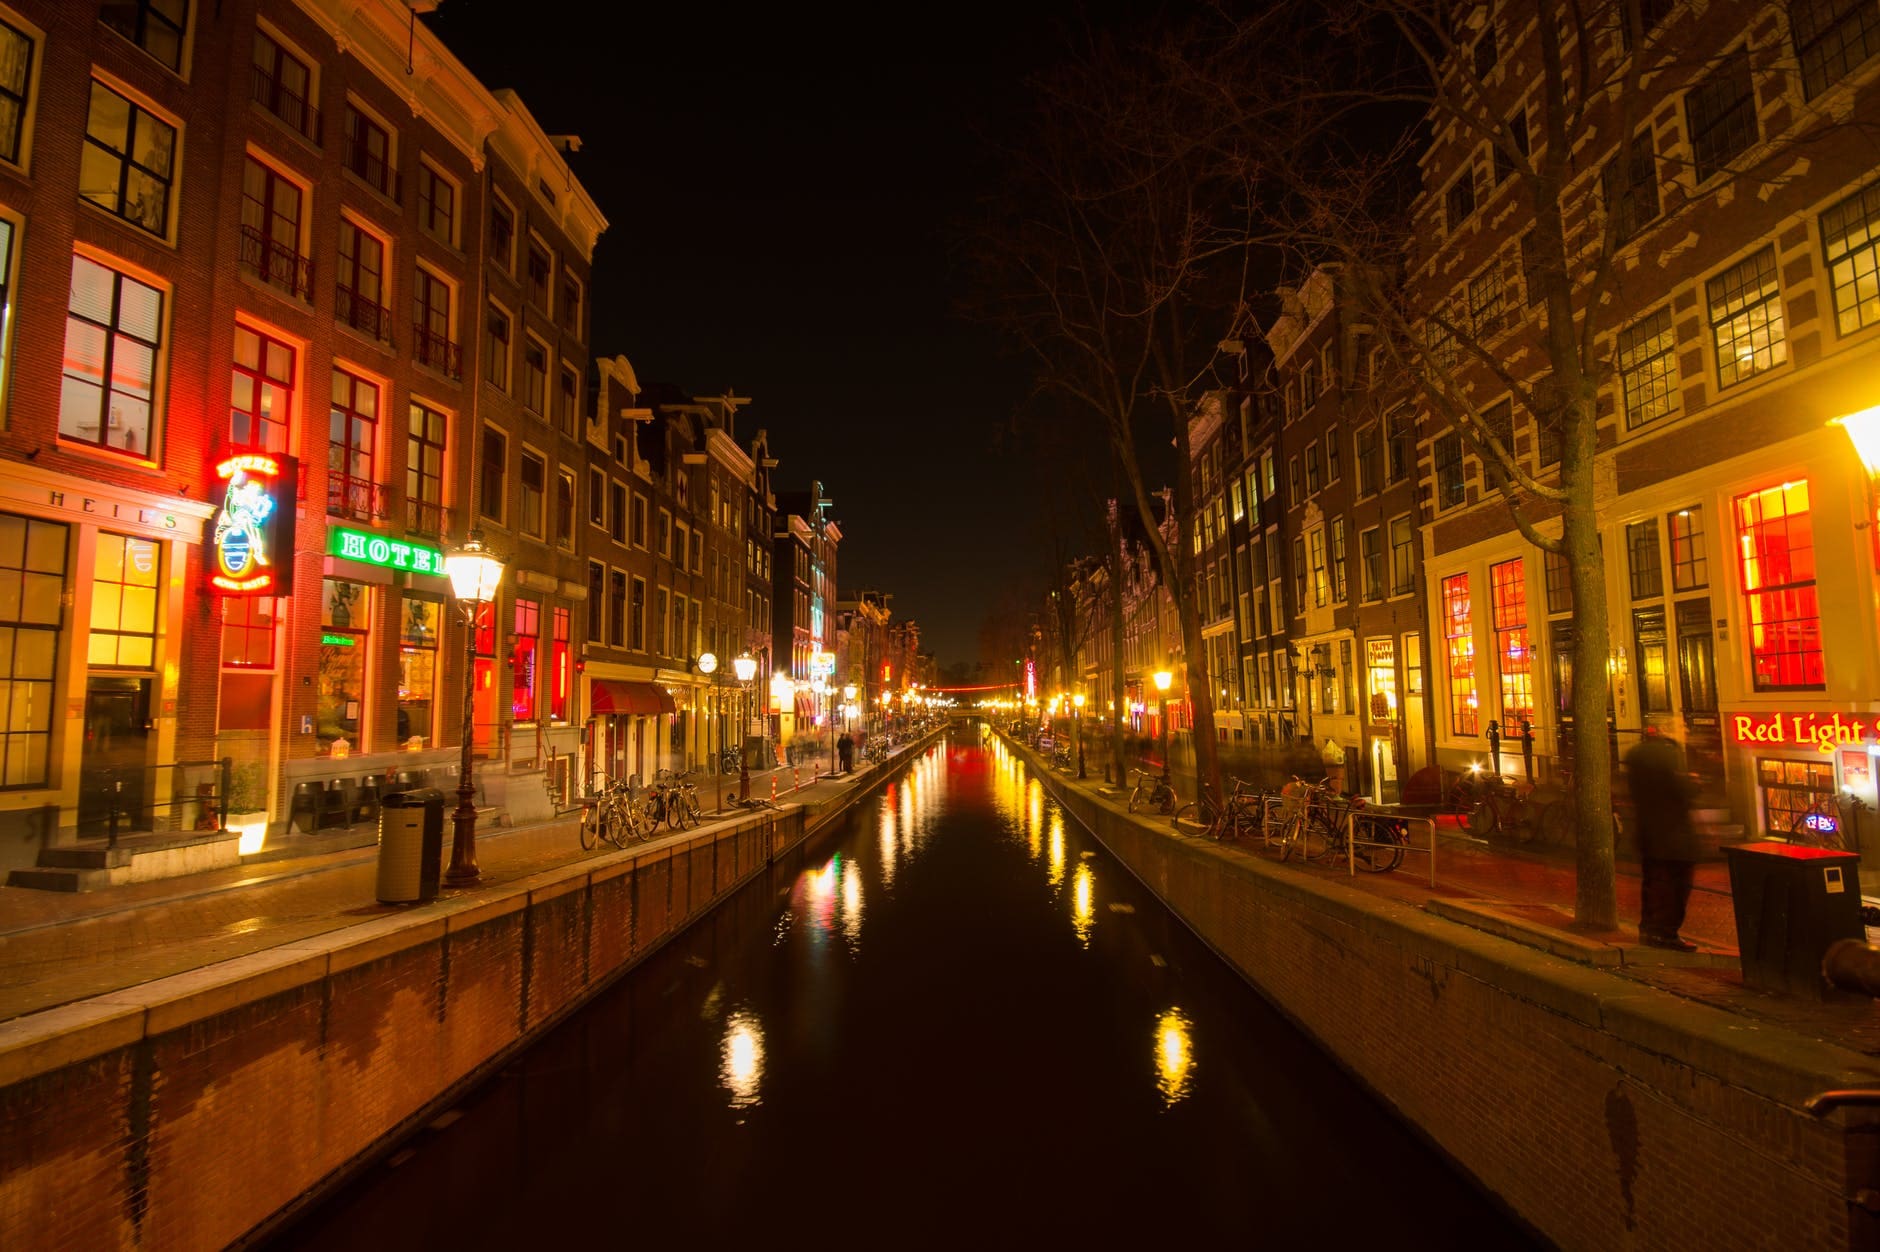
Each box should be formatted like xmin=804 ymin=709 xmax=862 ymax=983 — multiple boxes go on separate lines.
xmin=843 ymin=684 xmax=857 ymax=700
xmin=1074 ymin=693 xmax=1085 ymax=709
xmin=1832 ymin=404 xmax=1880 ymax=479
xmin=1153 ymin=669 xmax=1173 ymax=693
xmin=445 ymin=531 xmax=505 ymax=605
xmin=733 ymin=653 xmax=757 ymax=683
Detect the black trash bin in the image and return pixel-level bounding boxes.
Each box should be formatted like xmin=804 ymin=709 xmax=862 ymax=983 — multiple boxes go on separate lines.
xmin=377 ymin=788 xmax=446 ymax=904
xmin=1723 ymin=840 xmax=1864 ymax=996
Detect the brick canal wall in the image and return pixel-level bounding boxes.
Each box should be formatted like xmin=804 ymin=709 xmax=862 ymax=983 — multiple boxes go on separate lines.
xmin=0 ymin=729 xmax=942 ymax=1251
xmin=1017 ymin=742 xmax=1880 ymax=1252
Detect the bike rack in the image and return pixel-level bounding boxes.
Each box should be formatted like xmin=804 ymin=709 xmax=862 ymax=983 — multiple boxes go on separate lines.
xmin=1346 ymin=808 xmax=1438 ymax=888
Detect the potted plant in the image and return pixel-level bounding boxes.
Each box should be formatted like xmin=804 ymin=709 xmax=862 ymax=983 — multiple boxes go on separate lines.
xmin=223 ymin=761 xmax=271 ymax=853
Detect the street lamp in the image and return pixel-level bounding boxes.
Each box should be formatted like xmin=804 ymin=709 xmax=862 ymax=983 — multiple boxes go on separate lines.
xmin=443 ymin=530 xmax=505 ymax=887
xmin=1153 ymin=668 xmax=1174 ymax=785
xmin=842 ymin=683 xmax=857 ymax=769
xmin=1073 ymin=692 xmax=1086 ymax=779
xmin=698 ymin=651 xmax=722 ymax=812
xmin=734 ymin=653 xmax=757 ymax=802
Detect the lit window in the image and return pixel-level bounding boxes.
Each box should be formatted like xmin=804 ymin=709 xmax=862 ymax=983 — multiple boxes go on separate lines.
xmin=230 ymin=324 xmax=294 ymax=453
xmin=0 ymin=513 xmax=65 ymax=787
xmin=1618 ymin=306 xmax=1679 ymax=428
xmin=81 ymin=81 xmax=174 ymax=236
xmin=337 ymin=219 xmax=389 ymax=340
xmin=61 ymin=256 xmax=163 ymax=458
xmin=328 ymin=367 xmax=379 ymax=521
xmin=398 ymin=595 xmax=438 ymax=745
xmin=406 ymin=402 xmax=447 ymax=537
xmin=1669 ymin=506 xmax=1708 ymax=591
xmin=513 ymin=598 xmax=539 ymax=721
xmin=222 ymin=595 xmax=277 ymax=668
xmin=1707 ymin=247 xmax=1786 ymax=388
xmin=1626 ymin=518 xmax=1663 ymax=600
xmin=1822 ymin=179 xmax=1880 ymax=337
xmin=1443 ymin=572 xmax=1478 ymax=736
xmin=1735 ymin=480 xmax=1824 ymax=690
xmin=549 ymin=606 xmax=570 ymax=720
xmin=0 ymin=20 xmax=34 ymax=165
xmin=317 ymin=579 xmax=369 ymax=755
xmin=1490 ymin=558 xmax=1531 ymax=728
xmin=342 ymin=106 xmax=394 ymax=197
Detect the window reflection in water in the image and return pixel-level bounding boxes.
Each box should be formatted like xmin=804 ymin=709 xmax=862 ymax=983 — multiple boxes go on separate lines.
xmin=720 ymin=1009 xmax=765 ymax=1109
xmin=1072 ymin=862 xmax=1095 ymax=946
xmin=1047 ymin=813 xmax=1066 ymax=888
xmin=1155 ymin=1007 xmax=1194 ymax=1107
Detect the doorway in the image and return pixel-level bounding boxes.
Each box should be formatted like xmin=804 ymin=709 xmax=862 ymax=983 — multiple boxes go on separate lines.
xmin=78 ymin=676 xmax=152 ymax=837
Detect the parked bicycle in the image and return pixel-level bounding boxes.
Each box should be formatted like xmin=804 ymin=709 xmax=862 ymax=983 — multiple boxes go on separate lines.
xmin=1127 ymin=768 xmax=1178 ymax=817
xmin=579 ymin=778 xmax=643 ymax=849
xmin=1175 ymin=777 xmax=1262 ymax=841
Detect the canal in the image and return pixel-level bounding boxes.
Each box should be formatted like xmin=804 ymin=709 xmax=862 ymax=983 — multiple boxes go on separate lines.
xmin=276 ymin=733 xmax=1534 ymax=1248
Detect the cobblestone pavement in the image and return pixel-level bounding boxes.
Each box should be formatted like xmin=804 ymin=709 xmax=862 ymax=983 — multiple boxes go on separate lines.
xmin=0 ymin=757 xmax=880 ymax=1026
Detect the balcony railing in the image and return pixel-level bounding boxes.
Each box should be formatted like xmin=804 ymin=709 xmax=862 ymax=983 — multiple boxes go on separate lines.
xmin=336 ymin=283 xmax=393 ymax=343
xmin=412 ymin=323 xmax=463 ymax=379
xmin=327 ymin=473 xmax=385 ymax=522
xmin=342 ymin=136 xmax=399 ymax=201
xmin=406 ymin=497 xmax=448 ymax=539
xmin=239 ymin=223 xmax=313 ymax=301
xmin=251 ymin=65 xmax=320 ymax=143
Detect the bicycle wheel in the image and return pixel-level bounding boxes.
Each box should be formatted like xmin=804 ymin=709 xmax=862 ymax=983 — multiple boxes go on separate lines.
xmin=1466 ymin=800 xmax=1500 ymax=839
xmin=673 ymin=792 xmax=700 ymax=829
xmin=1156 ymin=786 xmax=1178 ymax=817
xmin=1305 ymin=809 xmax=1344 ymax=864
xmin=1128 ymin=785 xmax=1144 ymax=814
xmin=1279 ymin=813 xmax=1306 ymax=862
xmin=1355 ymin=818 xmax=1408 ymax=872
xmin=1173 ymin=801 xmax=1196 ymax=829
xmin=579 ymin=803 xmax=600 ymax=850
xmin=632 ymin=800 xmax=660 ymax=841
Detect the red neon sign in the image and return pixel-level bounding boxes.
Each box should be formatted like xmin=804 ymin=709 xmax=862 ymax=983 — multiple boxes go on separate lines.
xmin=207 ymin=452 xmax=295 ymax=596
xmin=1729 ymin=711 xmax=1875 ymax=754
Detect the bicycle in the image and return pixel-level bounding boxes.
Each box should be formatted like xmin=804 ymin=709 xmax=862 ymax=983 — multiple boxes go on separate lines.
xmin=579 ymin=779 xmax=636 ymax=850
xmin=1176 ymin=778 xmax=1262 ymax=841
xmin=1309 ymin=790 xmax=1409 ymax=872
xmin=1460 ymin=773 xmax=1536 ymax=840
xmin=1127 ymin=768 xmax=1177 ymax=817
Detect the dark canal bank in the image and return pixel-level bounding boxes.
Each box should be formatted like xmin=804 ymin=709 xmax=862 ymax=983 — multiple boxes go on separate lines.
xmin=275 ymin=734 xmax=1534 ymax=1248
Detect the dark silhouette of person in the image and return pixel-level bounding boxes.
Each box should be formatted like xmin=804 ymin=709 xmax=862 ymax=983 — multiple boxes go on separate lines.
xmin=1625 ymin=728 xmax=1700 ymax=951
xmin=837 ymin=732 xmax=854 ymax=774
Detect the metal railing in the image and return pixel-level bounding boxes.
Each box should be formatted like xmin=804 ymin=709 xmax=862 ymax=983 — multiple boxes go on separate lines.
xmin=83 ymin=757 xmax=233 ymax=848
xmin=342 ymin=135 xmax=400 ymax=200
xmin=406 ymin=496 xmax=449 ymax=538
xmin=336 ymin=283 xmax=393 ymax=342
xmin=250 ymin=65 xmax=320 ymax=142
xmin=239 ymin=222 xmax=313 ymax=301
xmin=327 ymin=472 xmax=385 ymax=521
xmin=1344 ymin=806 xmax=1437 ymax=888
xmin=412 ymin=322 xmax=463 ymax=378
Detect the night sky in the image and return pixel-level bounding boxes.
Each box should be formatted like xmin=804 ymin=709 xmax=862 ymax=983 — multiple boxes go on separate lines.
xmin=424 ymin=2 xmax=1124 ymax=667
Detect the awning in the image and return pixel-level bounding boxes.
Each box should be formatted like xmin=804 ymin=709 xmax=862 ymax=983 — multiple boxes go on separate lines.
xmin=589 ymin=680 xmax=676 ymax=716
xmin=794 ymin=692 xmax=819 ymax=719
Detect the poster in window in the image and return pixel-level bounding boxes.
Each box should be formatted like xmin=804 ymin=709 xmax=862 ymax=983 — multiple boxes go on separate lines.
xmin=1842 ymin=749 xmax=1871 ymax=789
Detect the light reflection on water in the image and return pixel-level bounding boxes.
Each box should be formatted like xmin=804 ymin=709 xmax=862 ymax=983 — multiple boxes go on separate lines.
xmin=1071 ymin=862 xmax=1095 ymax=946
xmin=1047 ymin=813 xmax=1066 ymax=888
xmin=720 ymin=1009 xmax=765 ymax=1109
xmin=1155 ymin=1007 xmax=1195 ymax=1106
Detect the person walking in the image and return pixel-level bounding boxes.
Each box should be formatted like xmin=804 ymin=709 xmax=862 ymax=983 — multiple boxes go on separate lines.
xmin=1624 ymin=728 xmax=1700 ymax=951
xmin=837 ymin=732 xmax=854 ymax=774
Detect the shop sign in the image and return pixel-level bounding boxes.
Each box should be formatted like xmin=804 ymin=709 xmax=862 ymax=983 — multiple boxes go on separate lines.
xmin=207 ymin=452 xmax=296 ymax=596
xmin=328 ymin=525 xmax=445 ymax=575
xmin=1728 ymin=711 xmax=1878 ymax=754
xmin=809 ymin=650 xmax=835 ymax=678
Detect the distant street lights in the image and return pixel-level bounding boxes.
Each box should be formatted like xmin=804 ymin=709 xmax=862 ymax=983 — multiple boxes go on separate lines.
xmin=734 ymin=653 xmax=757 ymax=802
xmin=444 ymin=530 xmax=505 ymax=887
xmin=1153 ymin=668 xmax=1174 ymax=784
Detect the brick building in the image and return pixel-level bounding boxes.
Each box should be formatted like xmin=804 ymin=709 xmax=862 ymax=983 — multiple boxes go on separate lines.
xmin=1408 ymin=0 xmax=1880 ymax=849
xmin=772 ymin=483 xmax=839 ymax=753
xmin=0 ymin=0 xmax=609 ymax=876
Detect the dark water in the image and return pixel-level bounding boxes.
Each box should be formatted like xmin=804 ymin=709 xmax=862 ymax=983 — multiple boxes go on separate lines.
xmin=277 ymin=734 xmax=1535 ymax=1248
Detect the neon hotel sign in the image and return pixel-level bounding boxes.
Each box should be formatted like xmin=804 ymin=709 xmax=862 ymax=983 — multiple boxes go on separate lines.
xmin=1729 ymin=711 xmax=1880 ymax=754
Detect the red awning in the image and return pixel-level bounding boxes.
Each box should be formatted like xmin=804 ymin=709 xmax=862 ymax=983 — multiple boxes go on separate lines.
xmin=590 ymin=680 xmax=676 ymax=716
xmin=794 ymin=692 xmax=818 ymax=719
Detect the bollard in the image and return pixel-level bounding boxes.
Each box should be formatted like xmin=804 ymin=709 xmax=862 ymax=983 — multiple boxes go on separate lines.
xmin=770 ymin=776 xmax=777 ymax=802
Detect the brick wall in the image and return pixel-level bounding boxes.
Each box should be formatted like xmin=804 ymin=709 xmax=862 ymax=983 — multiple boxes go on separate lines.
xmin=1024 ymin=750 xmax=1872 ymax=1251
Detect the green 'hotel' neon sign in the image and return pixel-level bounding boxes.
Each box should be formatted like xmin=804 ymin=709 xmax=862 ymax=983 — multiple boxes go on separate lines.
xmin=328 ymin=526 xmax=445 ymax=576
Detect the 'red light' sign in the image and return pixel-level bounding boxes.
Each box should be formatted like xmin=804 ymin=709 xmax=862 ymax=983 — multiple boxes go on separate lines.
xmin=1729 ymin=711 xmax=1876 ymax=754
xmin=207 ymin=451 xmax=297 ymax=596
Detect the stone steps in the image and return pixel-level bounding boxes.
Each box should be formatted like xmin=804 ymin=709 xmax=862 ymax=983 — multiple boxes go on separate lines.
xmin=6 ymin=831 xmax=243 ymax=892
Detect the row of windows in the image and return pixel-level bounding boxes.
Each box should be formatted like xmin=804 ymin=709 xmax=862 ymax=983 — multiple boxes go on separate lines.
xmin=1444 ymin=3 xmax=1880 ymax=236
xmin=487 ymin=192 xmax=584 ymax=331
xmin=583 ymin=562 xmax=771 ymax=659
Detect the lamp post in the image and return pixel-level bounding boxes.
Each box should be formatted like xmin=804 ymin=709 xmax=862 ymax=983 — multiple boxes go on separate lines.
xmin=444 ymin=530 xmax=505 ymax=888
xmin=697 ymin=651 xmax=721 ymax=812
xmin=1153 ymin=668 xmax=1174 ymax=784
xmin=734 ymin=653 xmax=757 ymax=802
xmin=1073 ymin=692 xmax=1087 ymax=779
xmin=842 ymin=683 xmax=857 ymax=770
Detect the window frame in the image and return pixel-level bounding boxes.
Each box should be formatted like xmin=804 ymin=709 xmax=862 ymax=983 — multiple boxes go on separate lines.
xmin=478 ymin=422 xmax=508 ymax=525
xmin=81 ymin=77 xmax=177 ymax=239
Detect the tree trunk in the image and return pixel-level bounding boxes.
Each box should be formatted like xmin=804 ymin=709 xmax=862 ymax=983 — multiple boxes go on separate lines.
xmin=1564 ymin=433 xmax=1617 ymax=929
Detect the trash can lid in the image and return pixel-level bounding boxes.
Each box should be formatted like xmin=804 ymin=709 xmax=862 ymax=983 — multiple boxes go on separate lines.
xmin=1726 ymin=840 xmax=1854 ymax=861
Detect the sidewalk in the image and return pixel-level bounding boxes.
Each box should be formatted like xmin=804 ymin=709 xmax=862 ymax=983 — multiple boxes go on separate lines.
xmin=0 ymin=752 xmax=895 ymax=1027
xmin=1033 ymin=746 xmax=1880 ymax=1058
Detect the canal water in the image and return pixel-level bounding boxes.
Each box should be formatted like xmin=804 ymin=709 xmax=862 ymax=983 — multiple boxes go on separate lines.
xmin=277 ymin=734 xmax=1534 ymax=1248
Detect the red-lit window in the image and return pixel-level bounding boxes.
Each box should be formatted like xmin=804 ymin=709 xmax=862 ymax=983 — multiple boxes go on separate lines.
xmin=550 ymin=606 xmax=570 ymax=721
xmin=1443 ymin=572 xmax=1478 ymax=736
xmin=1490 ymin=558 xmax=1532 ymax=727
xmin=221 ymin=596 xmax=277 ymax=667
xmin=512 ymin=597 xmax=539 ymax=722
xmin=472 ymin=599 xmax=497 ymax=750
xmin=231 ymin=325 xmax=294 ymax=452
xmin=1735 ymin=480 xmax=1824 ymax=691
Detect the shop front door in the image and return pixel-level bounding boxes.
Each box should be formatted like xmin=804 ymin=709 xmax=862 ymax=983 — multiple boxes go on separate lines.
xmin=78 ymin=677 xmax=152 ymax=837
xmin=1676 ymin=599 xmax=1725 ymax=799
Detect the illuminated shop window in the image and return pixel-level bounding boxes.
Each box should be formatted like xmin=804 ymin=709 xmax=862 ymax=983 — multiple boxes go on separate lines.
xmin=512 ymin=597 xmax=539 ymax=722
xmin=89 ymin=532 xmax=159 ymax=668
xmin=317 ymin=578 xmax=367 ymax=755
xmin=1758 ymin=757 xmax=1836 ymax=837
xmin=1443 ymin=572 xmax=1478 ymax=736
xmin=0 ymin=513 xmax=66 ymax=787
xmin=221 ymin=595 xmax=276 ymax=668
xmin=1490 ymin=558 xmax=1532 ymax=726
xmin=1735 ymin=480 xmax=1824 ymax=691
xmin=397 ymin=595 xmax=437 ymax=746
